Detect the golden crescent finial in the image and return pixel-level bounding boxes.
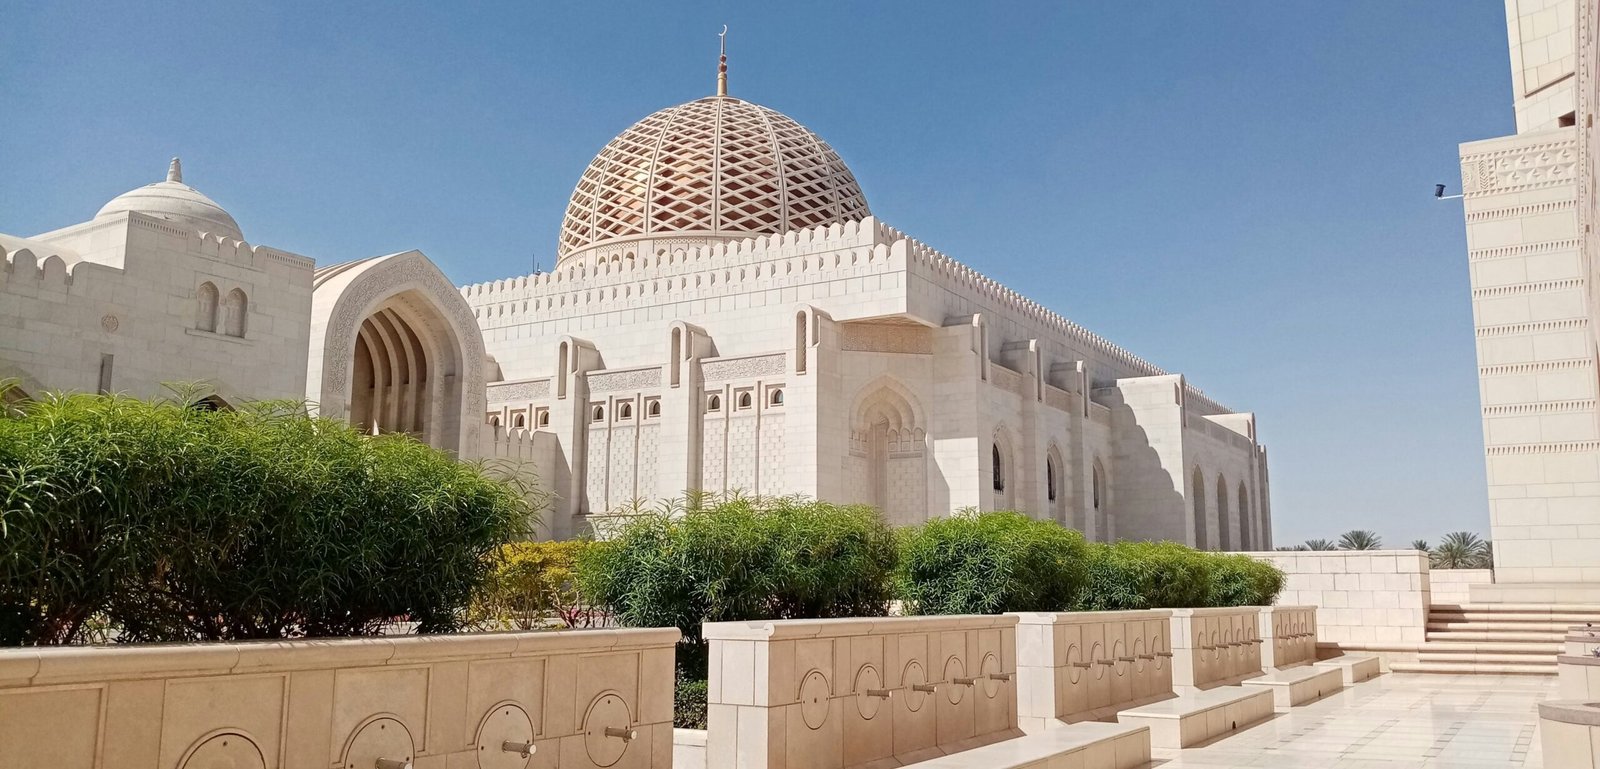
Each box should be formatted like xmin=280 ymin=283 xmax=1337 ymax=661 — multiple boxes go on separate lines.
xmin=717 ymin=25 xmax=729 ymax=96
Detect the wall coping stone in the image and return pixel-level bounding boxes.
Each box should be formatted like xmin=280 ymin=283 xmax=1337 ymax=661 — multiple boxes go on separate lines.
xmin=701 ymin=613 xmax=1016 ymax=641
xmin=1540 ymin=700 xmax=1600 ymax=726
xmin=0 ymin=627 xmax=681 ymax=688
xmin=1010 ymin=609 xmax=1172 ymax=626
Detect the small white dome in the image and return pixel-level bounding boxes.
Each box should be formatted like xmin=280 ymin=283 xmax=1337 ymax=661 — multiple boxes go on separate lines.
xmin=96 ymin=158 xmax=243 ymax=240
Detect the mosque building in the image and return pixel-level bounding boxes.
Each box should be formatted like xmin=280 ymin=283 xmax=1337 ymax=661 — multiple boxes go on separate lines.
xmin=0 ymin=49 xmax=1272 ymax=546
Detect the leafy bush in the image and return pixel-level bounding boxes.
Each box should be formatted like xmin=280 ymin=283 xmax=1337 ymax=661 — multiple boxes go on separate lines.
xmin=1203 ymin=553 xmax=1285 ymax=607
xmin=0 ymin=392 xmax=530 ymax=645
xmin=896 ymin=510 xmax=1088 ymax=614
xmin=1075 ymin=541 xmax=1213 ymax=611
xmin=577 ymin=496 xmax=897 ymax=646
xmin=470 ymin=540 xmax=597 ymax=630
xmin=674 ymin=674 xmax=709 ymax=729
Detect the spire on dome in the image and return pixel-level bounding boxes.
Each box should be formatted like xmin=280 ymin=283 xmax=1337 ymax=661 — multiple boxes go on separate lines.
xmin=167 ymin=157 xmax=182 ymax=183
xmin=717 ymin=25 xmax=728 ymax=97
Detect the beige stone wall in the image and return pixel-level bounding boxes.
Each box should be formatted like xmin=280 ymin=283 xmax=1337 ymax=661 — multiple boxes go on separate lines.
xmin=1166 ymin=608 xmax=1264 ymax=690
xmin=0 ymin=627 xmax=679 ymax=769
xmin=1257 ymin=606 xmax=1318 ymax=670
xmin=702 ymin=615 xmax=1018 ymax=769
xmin=1010 ymin=610 xmax=1174 ymax=732
xmin=1248 ymin=550 xmax=1431 ymax=646
xmin=1430 ymin=569 xmax=1495 ymax=605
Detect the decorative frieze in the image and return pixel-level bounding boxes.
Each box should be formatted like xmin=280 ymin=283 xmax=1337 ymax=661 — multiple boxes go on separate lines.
xmin=1461 ymin=138 xmax=1578 ymax=196
xmin=1483 ymin=399 xmax=1597 ymax=416
xmin=1473 ymin=278 xmax=1586 ymax=297
xmin=1476 ymin=318 xmax=1589 ymax=337
xmin=1479 ymin=358 xmax=1595 ymax=376
xmin=587 ymin=367 xmax=661 ymax=393
xmin=488 ymin=378 xmax=551 ymax=401
xmin=702 ymin=354 xmax=785 ymax=381
xmin=1486 ymin=441 xmax=1600 ymax=456
xmin=840 ymin=323 xmax=932 ymax=354
xmin=1468 ymin=239 xmax=1581 ymax=262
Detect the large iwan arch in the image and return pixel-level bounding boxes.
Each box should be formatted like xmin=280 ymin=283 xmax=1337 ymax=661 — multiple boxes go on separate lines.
xmin=306 ymin=251 xmax=487 ymax=455
xmin=846 ymin=377 xmax=927 ymax=525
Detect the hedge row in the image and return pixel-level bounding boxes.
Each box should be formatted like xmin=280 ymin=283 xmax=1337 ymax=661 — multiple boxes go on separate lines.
xmin=0 ymin=392 xmax=529 ymax=646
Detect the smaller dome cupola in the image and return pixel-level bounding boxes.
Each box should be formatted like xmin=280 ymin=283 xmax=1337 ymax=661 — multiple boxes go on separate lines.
xmin=95 ymin=157 xmax=244 ymax=240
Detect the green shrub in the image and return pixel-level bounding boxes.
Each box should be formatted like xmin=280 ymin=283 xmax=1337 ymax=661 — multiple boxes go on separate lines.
xmin=896 ymin=510 xmax=1088 ymax=615
xmin=1203 ymin=553 xmax=1285 ymax=607
xmin=674 ymin=674 xmax=709 ymax=729
xmin=576 ymin=495 xmax=898 ymax=675
xmin=470 ymin=540 xmax=596 ymax=630
xmin=1075 ymin=541 xmax=1212 ymax=611
xmin=0 ymin=392 xmax=530 ymax=645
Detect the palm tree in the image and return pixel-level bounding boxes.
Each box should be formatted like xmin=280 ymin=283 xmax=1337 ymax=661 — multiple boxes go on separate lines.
xmin=1338 ymin=530 xmax=1382 ymax=550
xmin=1433 ymin=531 xmax=1488 ymax=569
xmin=1411 ymin=539 xmax=1430 ymax=552
xmin=1304 ymin=539 xmax=1337 ymax=551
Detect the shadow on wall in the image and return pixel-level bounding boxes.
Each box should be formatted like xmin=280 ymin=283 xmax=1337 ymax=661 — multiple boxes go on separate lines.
xmin=1103 ymin=407 xmax=1190 ymax=546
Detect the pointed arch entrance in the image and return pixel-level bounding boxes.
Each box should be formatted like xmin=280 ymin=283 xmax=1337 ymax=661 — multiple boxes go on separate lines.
xmin=306 ymin=251 xmax=487 ymax=455
xmin=847 ymin=377 xmax=927 ymax=525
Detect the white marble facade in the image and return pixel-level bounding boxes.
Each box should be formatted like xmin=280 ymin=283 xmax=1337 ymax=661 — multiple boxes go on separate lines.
xmin=1457 ymin=0 xmax=1600 ymax=582
xmin=2 ymin=80 xmax=1271 ymax=547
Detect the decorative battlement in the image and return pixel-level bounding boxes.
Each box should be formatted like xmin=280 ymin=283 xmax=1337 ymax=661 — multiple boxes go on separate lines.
xmin=3 ymin=245 xmax=79 ymax=288
xmin=124 ymin=214 xmax=315 ymax=272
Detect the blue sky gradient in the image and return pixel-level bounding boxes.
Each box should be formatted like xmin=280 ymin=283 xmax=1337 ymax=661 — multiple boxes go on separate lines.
xmin=1 ymin=2 xmax=1515 ymax=546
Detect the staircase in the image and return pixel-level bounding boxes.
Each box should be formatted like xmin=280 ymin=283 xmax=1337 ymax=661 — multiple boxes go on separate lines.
xmin=1388 ymin=603 xmax=1600 ymax=675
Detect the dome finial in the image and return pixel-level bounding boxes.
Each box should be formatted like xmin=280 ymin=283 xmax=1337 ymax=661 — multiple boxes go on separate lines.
xmin=167 ymin=157 xmax=182 ymax=184
xmin=717 ymin=25 xmax=729 ymax=97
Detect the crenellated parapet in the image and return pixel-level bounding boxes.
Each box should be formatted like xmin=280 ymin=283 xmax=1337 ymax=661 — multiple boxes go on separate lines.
xmin=2 ymin=245 xmax=79 ymax=290
xmin=123 ymin=214 xmax=314 ymax=275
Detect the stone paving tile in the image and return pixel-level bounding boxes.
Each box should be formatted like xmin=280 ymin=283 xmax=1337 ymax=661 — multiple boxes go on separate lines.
xmin=1147 ymin=673 xmax=1556 ymax=768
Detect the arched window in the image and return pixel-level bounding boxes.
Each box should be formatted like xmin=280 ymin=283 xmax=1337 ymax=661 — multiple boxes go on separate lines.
xmin=513 ymin=413 xmax=525 ymax=428
xmin=619 ymin=402 xmax=633 ymax=420
xmin=1192 ymin=467 xmax=1209 ymax=549
xmin=707 ymin=394 xmax=721 ymax=412
xmin=738 ymin=392 xmax=753 ymax=409
xmin=1046 ymin=457 xmax=1057 ymax=502
xmin=770 ymin=388 xmax=784 ymax=406
xmin=1216 ymin=475 xmax=1230 ymax=551
xmin=592 ymin=405 xmax=605 ymax=422
xmin=223 ymin=288 xmax=248 ymax=337
xmin=648 ymin=400 xmax=661 ymax=417
xmin=196 ymin=282 xmax=219 ymax=332
xmin=992 ymin=443 xmax=1005 ymax=492
xmin=538 ymin=410 xmax=550 ymax=427
xmin=1092 ymin=464 xmax=1104 ymax=510
xmin=488 ymin=414 xmax=501 ymax=426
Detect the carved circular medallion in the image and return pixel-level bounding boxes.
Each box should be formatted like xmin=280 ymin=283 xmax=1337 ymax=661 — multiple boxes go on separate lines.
xmin=1112 ymin=638 xmax=1127 ymax=677
xmin=342 ymin=716 xmax=413 ymax=769
xmin=1132 ymin=636 xmax=1147 ymax=674
xmin=1066 ymin=642 xmax=1084 ymax=685
xmin=100 ymin=314 xmax=119 ymax=333
xmin=1090 ymin=641 xmax=1106 ymax=680
xmin=942 ymin=657 xmax=966 ymax=706
xmin=854 ymin=665 xmax=884 ymax=720
xmin=476 ymin=702 xmax=536 ymax=769
xmin=582 ymin=692 xmax=634 ymax=767
xmin=902 ymin=660 xmax=929 ymax=712
xmin=798 ymin=670 xmax=830 ymax=730
xmin=180 ymin=732 xmax=265 ymax=769
xmin=980 ymin=652 xmax=1002 ymax=699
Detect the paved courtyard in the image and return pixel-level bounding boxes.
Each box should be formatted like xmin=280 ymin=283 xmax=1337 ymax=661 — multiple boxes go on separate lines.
xmin=1152 ymin=673 xmax=1557 ymax=768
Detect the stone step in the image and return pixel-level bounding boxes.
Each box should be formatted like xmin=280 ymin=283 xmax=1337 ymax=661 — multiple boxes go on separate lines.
xmin=1415 ymin=652 xmax=1558 ymax=665
xmin=1420 ymin=639 xmax=1555 ymax=649
xmin=1426 ymin=630 xmax=1565 ymax=643
xmin=1389 ymin=661 xmax=1555 ymax=675
xmin=903 ymin=721 xmax=1151 ymax=769
xmin=1311 ymin=655 xmax=1381 ymax=686
xmin=1426 ymin=621 xmax=1575 ymax=633
xmin=1429 ymin=612 xmax=1600 ymax=625
xmin=1240 ymin=666 xmax=1344 ymax=709
xmin=1432 ymin=602 xmax=1600 ymax=611
xmin=1117 ymin=686 xmax=1275 ymax=749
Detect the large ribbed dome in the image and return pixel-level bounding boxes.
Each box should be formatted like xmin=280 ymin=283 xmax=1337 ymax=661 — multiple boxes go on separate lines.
xmin=557 ymin=96 xmax=871 ymax=262
xmin=96 ymin=158 xmax=243 ymax=240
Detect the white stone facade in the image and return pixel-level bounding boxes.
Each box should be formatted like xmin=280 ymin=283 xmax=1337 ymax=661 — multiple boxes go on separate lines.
xmin=3 ymin=85 xmax=1271 ymax=547
xmin=1458 ymin=0 xmax=1600 ymax=582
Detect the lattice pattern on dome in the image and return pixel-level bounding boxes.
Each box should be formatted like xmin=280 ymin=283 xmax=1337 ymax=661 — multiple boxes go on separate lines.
xmin=558 ymin=97 xmax=871 ymax=260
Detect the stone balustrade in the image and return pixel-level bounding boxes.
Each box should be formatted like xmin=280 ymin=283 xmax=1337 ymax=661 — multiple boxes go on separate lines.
xmin=1010 ymin=610 xmax=1175 ymax=731
xmin=702 ymin=615 xmax=1019 ymax=769
xmin=1259 ymin=605 xmax=1319 ymax=670
xmin=0 ymin=627 xmax=679 ymax=769
xmin=1167 ymin=607 xmax=1265 ymax=690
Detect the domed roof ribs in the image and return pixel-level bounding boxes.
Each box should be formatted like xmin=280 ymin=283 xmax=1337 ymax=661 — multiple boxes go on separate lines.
xmin=756 ymin=102 xmax=789 ymax=235
xmin=641 ymin=101 xmax=684 ymax=243
xmin=710 ymin=97 xmax=724 ymax=235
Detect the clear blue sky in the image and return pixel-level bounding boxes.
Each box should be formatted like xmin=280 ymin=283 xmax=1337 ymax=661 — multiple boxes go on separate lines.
xmin=2 ymin=2 xmax=1513 ymax=547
